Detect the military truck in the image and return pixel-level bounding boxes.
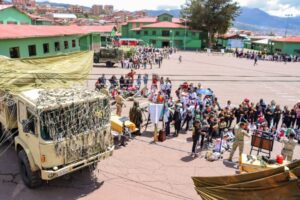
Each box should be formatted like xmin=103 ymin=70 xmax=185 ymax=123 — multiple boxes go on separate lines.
xmin=0 ymin=88 xmax=114 ymax=188
xmin=94 ymin=48 xmax=123 ymax=67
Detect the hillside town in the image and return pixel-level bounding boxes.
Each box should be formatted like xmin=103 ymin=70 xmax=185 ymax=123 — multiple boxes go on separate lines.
xmin=0 ymin=0 xmax=300 ymax=200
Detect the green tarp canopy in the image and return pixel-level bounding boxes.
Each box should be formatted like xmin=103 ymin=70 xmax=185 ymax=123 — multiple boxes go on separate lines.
xmin=0 ymin=51 xmax=93 ymax=93
xmin=192 ymin=160 xmax=300 ymax=200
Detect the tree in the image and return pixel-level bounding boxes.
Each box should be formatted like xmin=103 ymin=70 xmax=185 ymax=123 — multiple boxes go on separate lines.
xmin=182 ymin=0 xmax=240 ymax=48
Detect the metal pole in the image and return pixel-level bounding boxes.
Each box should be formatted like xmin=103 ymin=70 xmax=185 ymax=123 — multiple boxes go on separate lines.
xmin=285 ymin=14 xmax=292 ymax=38
xmin=172 ymin=30 xmax=174 ymax=49
xmin=184 ymin=17 xmax=187 ymax=51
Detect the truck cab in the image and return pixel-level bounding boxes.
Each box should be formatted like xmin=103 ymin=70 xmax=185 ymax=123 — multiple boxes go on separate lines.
xmin=0 ymin=88 xmax=114 ymax=188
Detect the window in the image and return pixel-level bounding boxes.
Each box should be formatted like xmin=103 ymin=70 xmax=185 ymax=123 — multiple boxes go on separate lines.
xmin=295 ymin=49 xmax=300 ymax=54
xmin=162 ymin=30 xmax=170 ymax=37
xmin=9 ymin=47 xmax=20 ymax=58
xmin=152 ymin=31 xmax=156 ymax=35
xmin=28 ymin=45 xmax=36 ymax=57
xmin=175 ymin=31 xmax=180 ymax=36
xmin=43 ymin=43 xmax=49 ymax=54
xmin=144 ymin=31 xmax=148 ymax=36
xmin=26 ymin=110 xmax=36 ymax=135
xmin=7 ymin=21 xmax=17 ymax=24
xmin=136 ymin=31 xmax=140 ymax=35
xmin=54 ymin=42 xmax=60 ymax=51
xmin=64 ymin=41 xmax=69 ymax=49
xmin=72 ymin=40 xmax=76 ymax=47
xmin=163 ymin=17 xmax=168 ymax=21
xmin=150 ymin=40 xmax=156 ymax=45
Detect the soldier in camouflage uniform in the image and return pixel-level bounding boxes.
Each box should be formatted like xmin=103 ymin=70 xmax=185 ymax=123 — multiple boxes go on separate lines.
xmin=281 ymin=132 xmax=298 ymax=161
xmin=228 ymin=122 xmax=250 ymax=162
xmin=129 ymin=101 xmax=143 ymax=135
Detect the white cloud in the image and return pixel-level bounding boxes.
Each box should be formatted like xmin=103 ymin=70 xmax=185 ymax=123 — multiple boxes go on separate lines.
xmin=38 ymin=0 xmax=300 ymax=16
xmin=236 ymin=0 xmax=300 ymax=16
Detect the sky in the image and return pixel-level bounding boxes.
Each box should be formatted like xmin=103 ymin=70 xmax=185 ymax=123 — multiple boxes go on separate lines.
xmin=37 ymin=0 xmax=300 ymax=17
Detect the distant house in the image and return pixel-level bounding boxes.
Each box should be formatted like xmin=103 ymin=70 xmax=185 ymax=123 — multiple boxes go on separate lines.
xmin=121 ymin=13 xmax=207 ymax=49
xmin=0 ymin=5 xmax=32 ymax=24
xmin=271 ymin=37 xmax=300 ymax=56
xmin=50 ymin=13 xmax=77 ymax=20
xmin=0 ymin=24 xmax=117 ymax=58
xmin=217 ymin=34 xmax=247 ymax=49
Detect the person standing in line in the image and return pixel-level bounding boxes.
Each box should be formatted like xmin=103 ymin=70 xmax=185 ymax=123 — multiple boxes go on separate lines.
xmin=129 ymin=101 xmax=143 ymax=135
xmin=296 ymin=104 xmax=300 ymax=129
xmin=280 ymin=132 xmax=298 ymax=161
xmin=273 ymin=105 xmax=282 ymax=129
xmin=254 ymin=54 xmax=258 ymax=66
xmin=115 ymin=91 xmax=125 ymax=116
xmin=143 ymin=74 xmax=149 ymax=87
xmin=173 ymin=104 xmax=182 ymax=137
xmin=228 ymin=122 xmax=250 ymax=162
xmin=191 ymin=120 xmax=201 ymax=157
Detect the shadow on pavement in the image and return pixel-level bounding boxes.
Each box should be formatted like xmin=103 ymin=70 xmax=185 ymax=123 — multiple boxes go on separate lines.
xmin=181 ymin=155 xmax=197 ymax=162
xmin=0 ymin=143 xmax=105 ymax=200
xmin=223 ymin=160 xmax=239 ymax=169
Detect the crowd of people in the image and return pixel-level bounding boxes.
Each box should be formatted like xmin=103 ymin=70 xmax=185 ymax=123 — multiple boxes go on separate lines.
xmin=234 ymin=49 xmax=300 ymax=63
xmin=94 ymin=46 xmax=299 ymax=161
xmin=120 ymin=72 xmax=300 ymax=160
xmin=120 ymin=47 xmax=177 ymax=69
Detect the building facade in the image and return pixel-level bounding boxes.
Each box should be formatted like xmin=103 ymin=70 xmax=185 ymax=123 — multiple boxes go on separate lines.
xmin=91 ymin=5 xmax=103 ymax=15
xmin=0 ymin=5 xmax=32 ymax=24
xmin=104 ymin=5 xmax=113 ymax=15
xmin=0 ymin=24 xmax=116 ymax=58
xmin=121 ymin=13 xmax=207 ymax=49
xmin=69 ymin=5 xmax=83 ymax=14
xmin=12 ymin=0 xmax=35 ymax=7
xmin=271 ymin=37 xmax=300 ymax=56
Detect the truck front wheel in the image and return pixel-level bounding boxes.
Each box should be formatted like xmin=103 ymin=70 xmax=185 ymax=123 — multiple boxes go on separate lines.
xmin=18 ymin=150 xmax=42 ymax=188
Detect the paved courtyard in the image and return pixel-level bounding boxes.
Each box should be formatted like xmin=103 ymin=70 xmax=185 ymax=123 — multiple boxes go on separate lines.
xmin=1 ymin=51 xmax=300 ymax=200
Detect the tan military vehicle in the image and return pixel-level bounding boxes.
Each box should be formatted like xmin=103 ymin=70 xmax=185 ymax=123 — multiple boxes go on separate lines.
xmin=0 ymin=88 xmax=113 ymax=188
xmin=94 ymin=48 xmax=123 ymax=67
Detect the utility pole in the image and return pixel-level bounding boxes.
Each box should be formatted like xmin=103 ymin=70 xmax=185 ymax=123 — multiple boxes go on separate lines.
xmin=184 ymin=17 xmax=187 ymax=51
xmin=284 ymin=14 xmax=292 ymax=38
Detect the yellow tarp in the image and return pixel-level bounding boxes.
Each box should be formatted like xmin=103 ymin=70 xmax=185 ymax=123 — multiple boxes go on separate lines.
xmin=0 ymin=51 xmax=93 ymax=93
xmin=192 ymin=160 xmax=300 ymax=200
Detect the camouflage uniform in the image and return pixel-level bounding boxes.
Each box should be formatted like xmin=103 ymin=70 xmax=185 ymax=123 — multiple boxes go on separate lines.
xmin=281 ymin=138 xmax=297 ymax=161
xmin=129 ymin=102 xmax=143 ymax=134
xmin=228 ymin=124 xmax=250 ymax=161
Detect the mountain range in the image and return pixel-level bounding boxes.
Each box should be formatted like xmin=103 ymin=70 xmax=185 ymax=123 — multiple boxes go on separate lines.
xmin=146 ymin=8 xmax=300 ymax=35
xmin=34 ymin=1 xmax=300 ymax=35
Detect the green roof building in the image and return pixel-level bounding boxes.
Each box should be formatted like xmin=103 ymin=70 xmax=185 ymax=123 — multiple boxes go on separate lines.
xmin=0 ymin=24 xmax=116 ymax=58
xmin=270 ymin=37 xmax=300 ymax=56
xmin=121 ymin=13 xmax=208 ymax=50
xmin=0 ymin=5 xmax=32 ymax=24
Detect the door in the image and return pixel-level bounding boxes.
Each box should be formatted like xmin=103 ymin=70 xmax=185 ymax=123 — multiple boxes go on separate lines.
xmin=162 ymin=41 xmax=170 ymax=48
xmin=18 ymin=101 xmax=41 ymax=168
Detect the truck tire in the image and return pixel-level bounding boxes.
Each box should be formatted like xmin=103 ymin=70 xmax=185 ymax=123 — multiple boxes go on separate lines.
xmin=106 ymin=61 xmax=112 ymax=67
xmin=18 ymin=150 xmax=42 ymax=188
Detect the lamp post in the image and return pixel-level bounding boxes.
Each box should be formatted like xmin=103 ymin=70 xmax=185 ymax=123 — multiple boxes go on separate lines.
xmin=285 ymin=14 xmax=293 ymax=38
xmin=184 ymin=17 xmax=187 ymax=51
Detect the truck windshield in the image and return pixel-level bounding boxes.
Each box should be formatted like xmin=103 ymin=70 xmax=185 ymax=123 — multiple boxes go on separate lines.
xmin=40 ymin=98 xmax=110 ymax=141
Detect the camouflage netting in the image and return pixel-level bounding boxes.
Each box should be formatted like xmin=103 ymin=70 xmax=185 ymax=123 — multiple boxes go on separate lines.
xmin=37 ymin=88 xmax=112 ymax=163
xmin=0 ymin=51 xmax=94 ymax=93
